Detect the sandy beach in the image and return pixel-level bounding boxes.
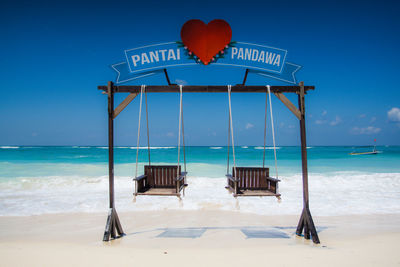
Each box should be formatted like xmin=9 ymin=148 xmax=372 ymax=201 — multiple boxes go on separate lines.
xmin=2 ymin=0 xmax=400 ymax=264
xmin=1 ymin=211 xmax=399 ymax=266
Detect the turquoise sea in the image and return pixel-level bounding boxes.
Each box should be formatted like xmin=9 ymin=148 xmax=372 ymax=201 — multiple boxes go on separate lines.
xmin=1 ymin=146 xmax=399 ymax=216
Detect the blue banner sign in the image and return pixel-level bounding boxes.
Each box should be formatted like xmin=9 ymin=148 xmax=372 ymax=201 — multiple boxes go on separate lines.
xmin=124 ymin=42 xmax=195 ymax=74
xmin=112 ymin=42 xmax=301 ymax=84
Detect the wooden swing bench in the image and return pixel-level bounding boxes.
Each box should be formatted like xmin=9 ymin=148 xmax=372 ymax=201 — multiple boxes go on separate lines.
xmin=226 ymin=167 xmax=280 ymax=197
xmin=134 ymin=165 xmax=187 ymax=197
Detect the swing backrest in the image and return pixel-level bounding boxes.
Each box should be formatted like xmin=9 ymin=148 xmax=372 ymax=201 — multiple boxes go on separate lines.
xmin=145 ymin=165 xmax=181 ymax=188
xmin=232 ymin=167 xmax=269 ymax=189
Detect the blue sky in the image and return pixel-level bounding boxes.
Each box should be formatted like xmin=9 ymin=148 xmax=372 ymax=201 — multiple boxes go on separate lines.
xmin=1 ymin=0 xmax=400 ymax=146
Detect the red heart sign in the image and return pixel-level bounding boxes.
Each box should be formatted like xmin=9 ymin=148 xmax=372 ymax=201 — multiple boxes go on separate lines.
xmin=181 ymin=19 xmax=232 ymax=65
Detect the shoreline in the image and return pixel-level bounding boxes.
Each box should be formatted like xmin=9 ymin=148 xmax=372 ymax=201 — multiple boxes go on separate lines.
xmin=1 ymin=211 xmax=400 ymax=266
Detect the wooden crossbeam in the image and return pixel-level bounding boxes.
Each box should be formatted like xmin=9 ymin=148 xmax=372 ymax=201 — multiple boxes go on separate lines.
xmin=274 ymin=92 xmax=301 ymax=120
xmin=98 ymin=85 xmax=315 ymax=93
xmin=113 ymin=93 xmax=138 ymax=119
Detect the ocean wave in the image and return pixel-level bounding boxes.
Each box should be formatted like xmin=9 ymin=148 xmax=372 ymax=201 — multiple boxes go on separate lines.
xmin=241 ymin=146 xmax=248 ymax=148
xmin=210 ymin=147 xmax=223 ymax=149
xmin=0 ymin=146 xmax=19 ymax=149
xmin=254 ymin=146 xmax=281 ymax=150
xmin=1 ymin=172 xmax=400 ymax=216
xmin=97 ymin=146 xmax=168 ymax=149
xmin=129 ymin=146 xmax=176 ymax=149
xmin=59 ymin=155 xmax=90 ymax=159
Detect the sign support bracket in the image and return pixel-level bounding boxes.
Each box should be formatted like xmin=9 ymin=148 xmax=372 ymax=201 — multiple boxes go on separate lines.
xmin=164 ymin=68 xmax=176 ymax=86
xmin=241 ymin=69 xmax=249 ymax=86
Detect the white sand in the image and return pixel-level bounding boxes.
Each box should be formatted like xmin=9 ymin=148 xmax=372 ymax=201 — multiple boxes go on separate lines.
xmin=1 ymin=211 xmax=400 ymax=266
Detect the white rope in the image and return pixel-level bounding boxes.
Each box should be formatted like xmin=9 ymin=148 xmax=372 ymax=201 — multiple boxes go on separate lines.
xmin=267 ymin=85 xmax=278 ymax=179
xmin=177 ymin=85 xmax=183 ymax=176
xmin=135 ymin=85 xmax=145 ymax=193
xmin=263 ymin=92 xmax=267 ymax=168
xmin=227 ymin=85 xmax=237 ymax=176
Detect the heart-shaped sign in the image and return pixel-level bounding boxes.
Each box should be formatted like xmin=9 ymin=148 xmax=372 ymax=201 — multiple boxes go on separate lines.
xmin=181 ymin=19 xmax=232 ymax=65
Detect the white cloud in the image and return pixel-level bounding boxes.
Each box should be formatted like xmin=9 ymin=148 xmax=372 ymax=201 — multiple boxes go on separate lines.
xmin=370 ymin=116 xmax=376 ymax=123
xmin=166 ymin=132 xmax=174 ymax=137
xmin=288 ymin=125 xmax=295 ymax=129
xmin=175 ymin=79 xmax=188 ymax=85
xmin=245 ymin=123 xmax=254 ymax=129
xmin=330 ymin=116 xmax=342 ymax=126
xmin=359 ymin=114 xmax=366 ymax=118
xmin=315 ymin=119 xmax=327 ymax=125
xmin=322 ymin=110 xmax=327 ymax=116
xmin=388 ymin=107 xmax=400 ymax=122
xmin=350 ymin=126 xmax=381 ymax=135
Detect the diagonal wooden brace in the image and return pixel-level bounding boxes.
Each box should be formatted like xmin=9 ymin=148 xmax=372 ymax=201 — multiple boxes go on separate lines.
xmin=296 ymin=207 xmax=320 ymax=244
xmin=103 ymin=208 xmax=125 ymax=241
xmin=274 ymin=92 xmax=301 ymax=120
xmin=113 ymin=93 xmax=138 ymax=119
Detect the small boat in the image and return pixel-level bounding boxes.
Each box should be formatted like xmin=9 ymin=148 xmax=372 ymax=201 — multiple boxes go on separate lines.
xmin=349 ymin=150 xmax=379 ymax=155
xmin=349 ymin=139 xmax=381 ymax=155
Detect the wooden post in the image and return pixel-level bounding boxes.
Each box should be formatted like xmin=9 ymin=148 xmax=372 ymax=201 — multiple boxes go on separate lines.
xmin=295 ymin=81 xmax=320 ymax=244
xmin=103 ymin=81 xmax=125 ymax=241
xmin=108 ymin=81 xmax=114 ymax=212
xmin=299 ymin=82 xmax=309 ymax=209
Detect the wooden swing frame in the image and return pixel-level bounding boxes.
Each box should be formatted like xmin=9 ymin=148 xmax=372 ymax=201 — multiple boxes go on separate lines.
xmin=98 ymin=73 xmax=320 ymax=244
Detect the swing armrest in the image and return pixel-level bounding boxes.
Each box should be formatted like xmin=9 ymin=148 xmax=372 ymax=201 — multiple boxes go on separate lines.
xmin=265 ymin=176 xmax=280 ymax=182
xmin=226 ymin=174 xmax=239 ymax=182
xmin=176 ymin=172 xmax=187 ymax=181
xmin=133 ymin=174 xmax=147 ymax=181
